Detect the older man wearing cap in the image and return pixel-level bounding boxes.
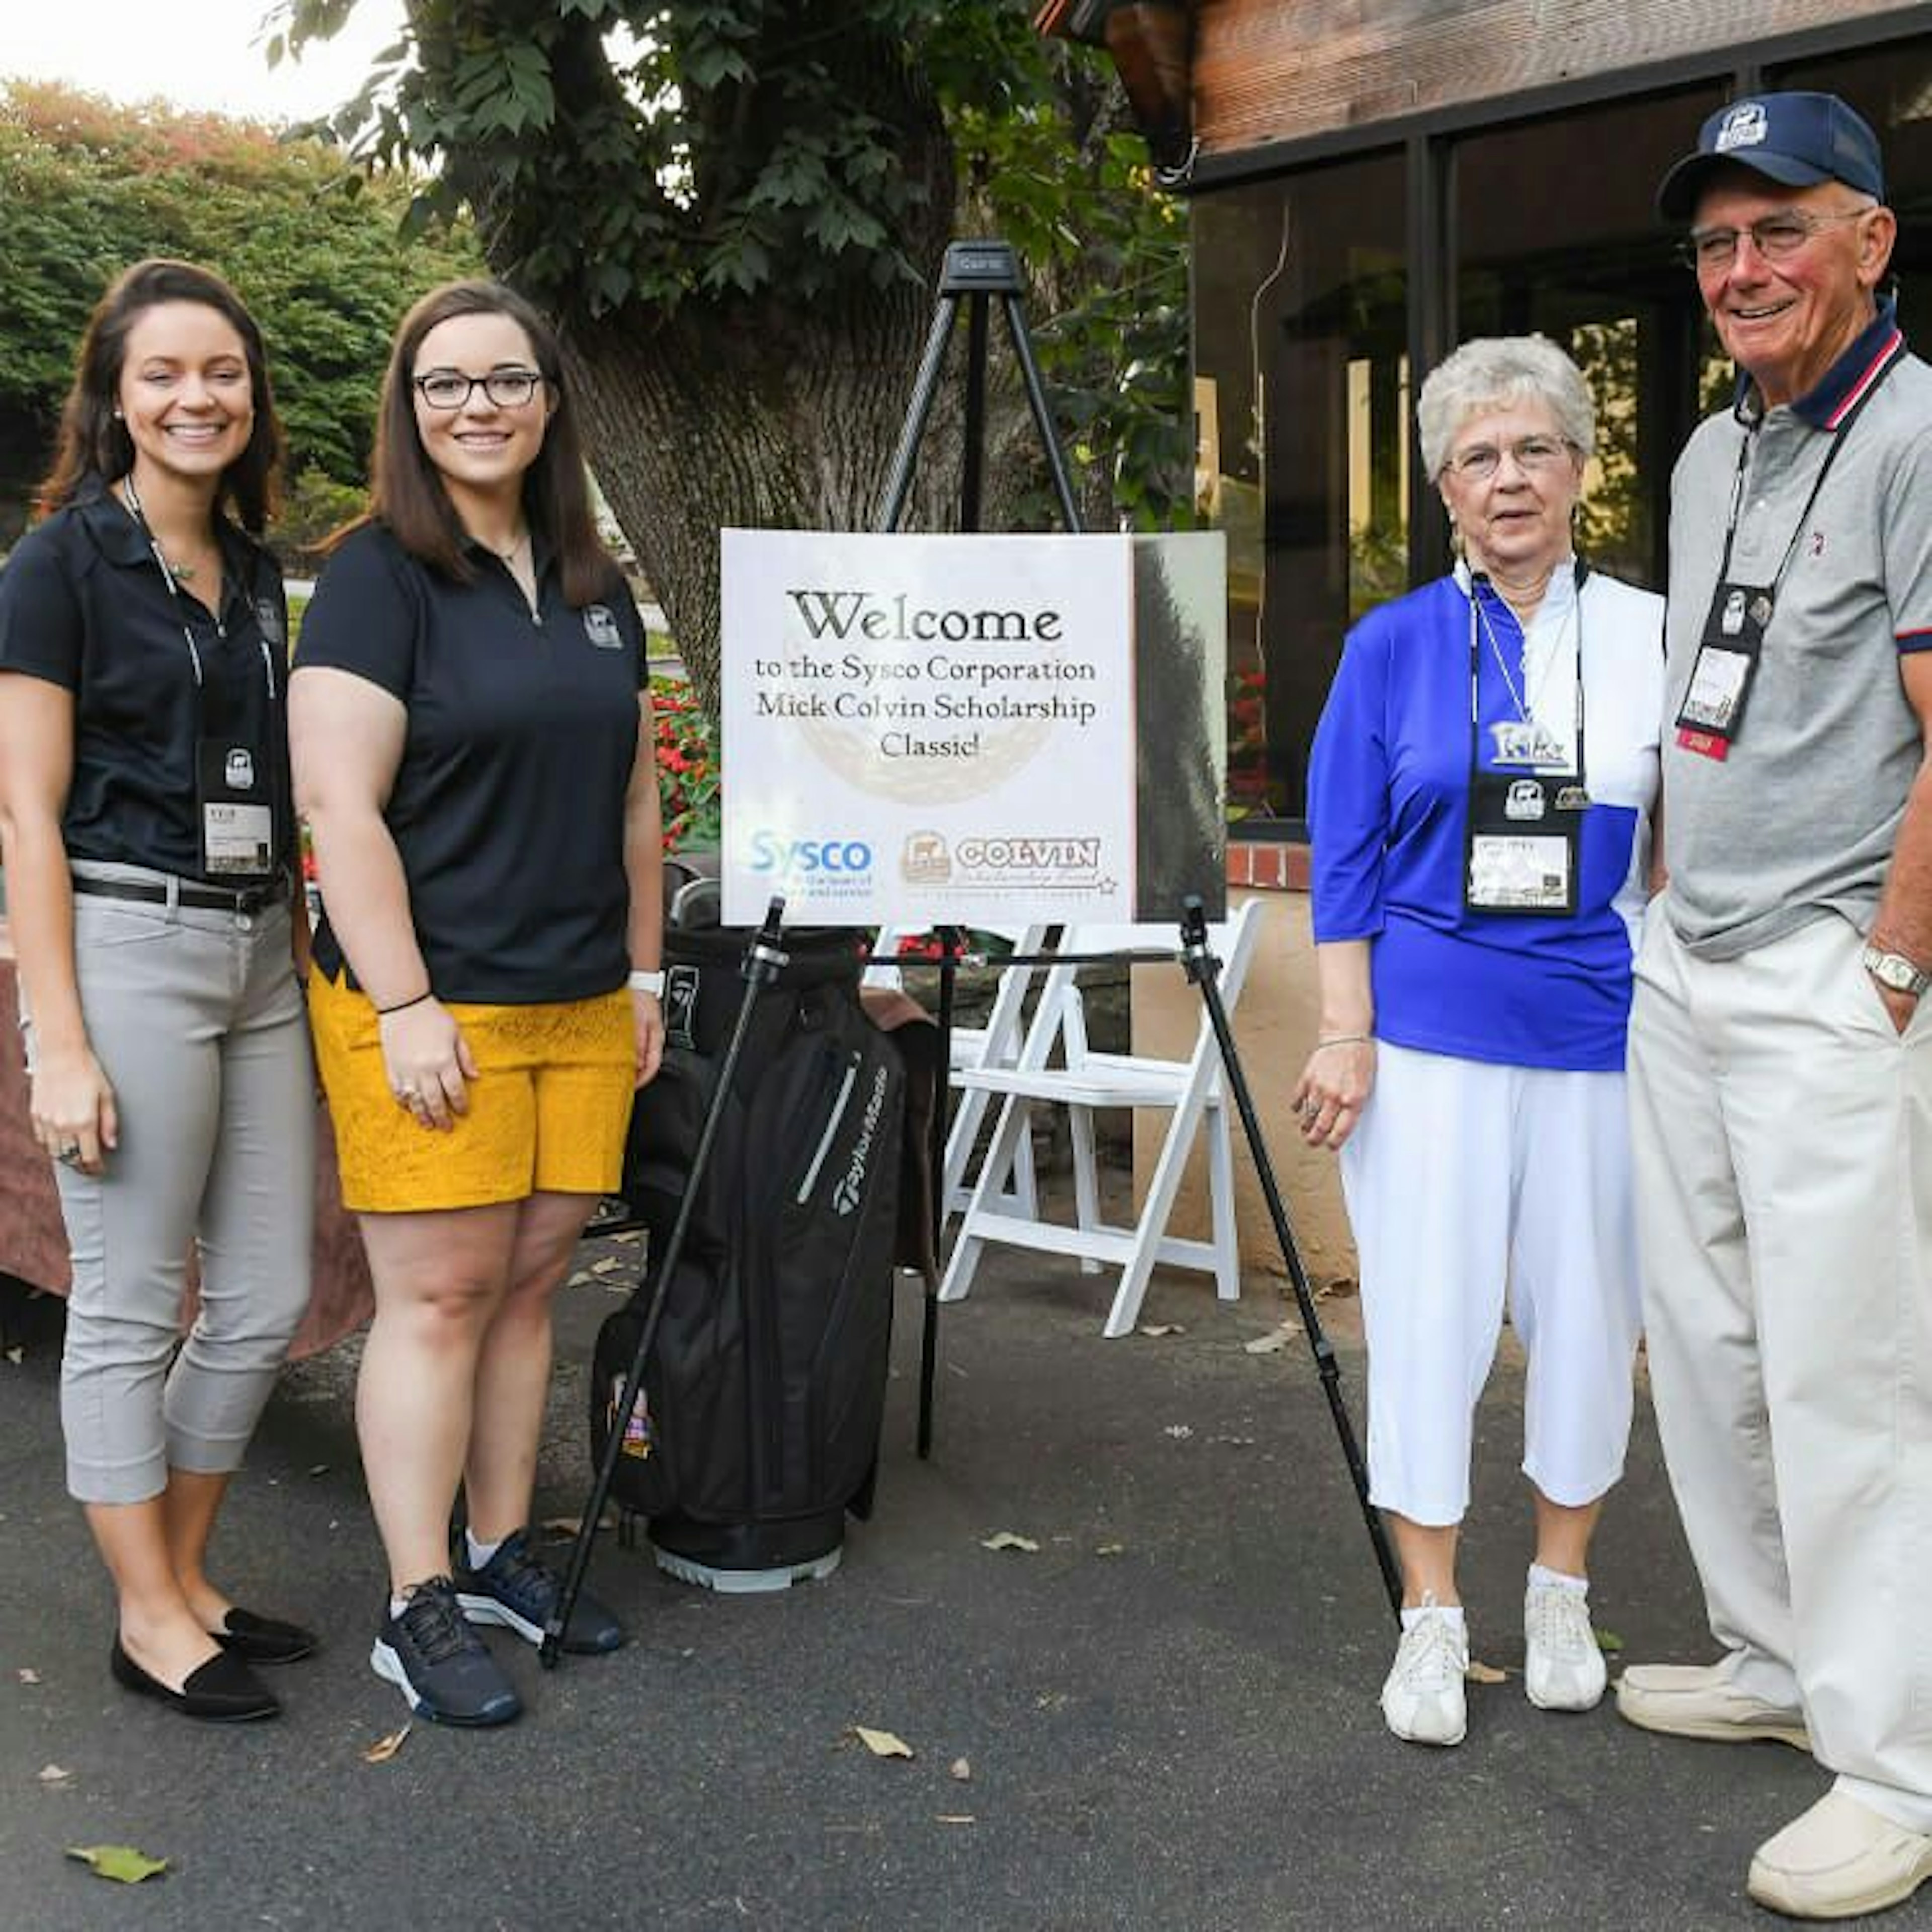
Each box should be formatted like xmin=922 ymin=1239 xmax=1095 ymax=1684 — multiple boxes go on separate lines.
xmin=1621 ymin=90 xmax=1932 ymax=1919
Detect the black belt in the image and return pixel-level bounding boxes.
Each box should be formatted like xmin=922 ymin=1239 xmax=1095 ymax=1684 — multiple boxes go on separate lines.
xmin=73 ymin=873 xmax=288 ymax=915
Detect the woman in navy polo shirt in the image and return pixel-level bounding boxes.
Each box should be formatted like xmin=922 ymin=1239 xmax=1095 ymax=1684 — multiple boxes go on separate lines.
xmin=1296 ymin=337 xmax=1662 ymax=1749
xmin=291 ymin=280 xmax=665 ymax=1728
xmin=0 ymin=260 xmax=315 ymax=1724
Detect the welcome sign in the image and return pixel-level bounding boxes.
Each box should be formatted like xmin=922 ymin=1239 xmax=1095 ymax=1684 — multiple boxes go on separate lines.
xmin=720 ymin=529 xmax=1226 ymax=926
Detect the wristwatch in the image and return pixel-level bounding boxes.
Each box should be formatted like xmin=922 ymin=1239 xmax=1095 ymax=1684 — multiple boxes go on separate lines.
xmin=627 ymin=968 xmax=666 ymax=995
xmin=1861 ymin=942 xmax=1930 ymax=999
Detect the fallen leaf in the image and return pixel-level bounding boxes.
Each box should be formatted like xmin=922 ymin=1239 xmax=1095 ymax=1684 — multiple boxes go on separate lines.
xmin=1595 ymin=1628 xmax=1625 ymax=1655
xmin=540 ymin=1513 xmax=615 ymax=1539
xmin=1465 ymin=1660 xmax=1508 ymax=1684
xmin=850 ymin=1725 xmax=914 ymax=1760
xmin=362 ymin=1724 xmax=411 ymax=1764
xmin=4 ymin=1346 xmax=22 ymax=1365
xmin=18 ymin=1668 xmax=41 ymax=1685
xmin=1095 ymin=1542 xmax=1125 ymax=1557
xmin=591 ymin=1257 xmax=624 ymax=1275
xmin=1137 ymin=1323 xmax=1185 ymax=1338
xmin=306 ymin=1464 xmax=330 ymax=1478
xmin=66 ymin=1845 xmax=168 ymax=1884
xmin=934 ymin=1814 xmax=976 ymax=1825
xmin=979 ymin=1532 xmax=1039 ymax=1553
xmin=38 ymin=1764 xmax=71 ymax=1785
xmin=1162 ymin=1424 xmax=1193 ymax=1440
xmin=1243 ymin=1321 xmax=1302 ymax=1355
xmin=611 ymin=1231 xmax=641 ymax=1245
xmin=948 ymin=1757 xmax=972 ymax=1782
xmin=568 ymin=1271 xmax=595 ymax=1288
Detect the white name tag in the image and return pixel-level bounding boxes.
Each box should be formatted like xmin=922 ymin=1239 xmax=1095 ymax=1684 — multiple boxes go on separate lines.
xmin=204 ymin=802 xmax=275 ymax=875
xmin=1468 ymin=832 xmax=1572 ymax=912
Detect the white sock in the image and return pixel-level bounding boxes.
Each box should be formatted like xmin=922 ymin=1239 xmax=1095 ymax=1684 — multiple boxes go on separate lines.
xmin=465 ymin=1530 xmax=503 ymax=1572
xmin=388 ymin=1594 xmax=410 ymax=1620
xmin=1401 ymin=1599 xmax=1466 ymax=1634
xmin=1528 ymin=1562 xmax=1588 ymax=1595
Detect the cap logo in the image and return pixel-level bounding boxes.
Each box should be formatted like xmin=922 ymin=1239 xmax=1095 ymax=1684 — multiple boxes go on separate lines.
xmin=1715 ymin=103 xmax=1768 ymax=153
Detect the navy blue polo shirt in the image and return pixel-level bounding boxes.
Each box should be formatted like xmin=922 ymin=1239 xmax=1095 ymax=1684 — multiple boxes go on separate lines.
xmin=294 ymin=521 xmax=648 ymax=1004
xmin=0 ymin=484 xmax=291 ymax=882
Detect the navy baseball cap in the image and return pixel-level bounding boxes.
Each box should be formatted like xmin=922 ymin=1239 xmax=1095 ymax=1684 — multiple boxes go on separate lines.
xmin=1657 ymin=92 xmax=1885 ymax=222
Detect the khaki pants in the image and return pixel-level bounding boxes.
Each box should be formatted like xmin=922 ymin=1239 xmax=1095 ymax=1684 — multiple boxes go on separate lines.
xmin=1630 ymin=906 xmax=1932 ymax=1831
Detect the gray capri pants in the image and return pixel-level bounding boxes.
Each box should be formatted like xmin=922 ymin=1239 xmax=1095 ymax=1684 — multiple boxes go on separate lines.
xmin=32 ymin=864 xmax=315 ymax=1504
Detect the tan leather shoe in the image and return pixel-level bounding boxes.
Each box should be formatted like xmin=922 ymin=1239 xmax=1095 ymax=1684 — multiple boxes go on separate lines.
xmin=1615 ymin=1660 xmax=1810 ymax=1749
xmin=1748 ymin=1791 xmax=1932 ymax=1919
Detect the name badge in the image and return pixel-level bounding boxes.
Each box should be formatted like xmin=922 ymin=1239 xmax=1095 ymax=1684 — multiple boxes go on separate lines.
xmin=197 ymin=740 xmax=276 ymax=878
xmin=1677 ymin=578 xmax=1772 ymax=761
xmin=1468 ymin=833 xmax=1574 ymax=913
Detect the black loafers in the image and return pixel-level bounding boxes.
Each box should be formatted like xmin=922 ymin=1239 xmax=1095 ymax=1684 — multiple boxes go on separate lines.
xmin=215 ymin=1607 xmax=320 ymax=1666
xmin=110 ymin=1640 xmax=280 ymax=1723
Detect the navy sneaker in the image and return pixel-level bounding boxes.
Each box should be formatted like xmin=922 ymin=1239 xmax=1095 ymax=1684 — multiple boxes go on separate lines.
xmin=370 ymin=1577 xmax=521 ymax=1727
xmin=454 ymin=1529 xmax=626 ymax=1655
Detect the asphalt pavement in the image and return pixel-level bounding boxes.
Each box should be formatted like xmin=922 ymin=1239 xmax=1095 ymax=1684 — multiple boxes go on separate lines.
xmin=1 ymin=1232 xmax=1923 ymax=1932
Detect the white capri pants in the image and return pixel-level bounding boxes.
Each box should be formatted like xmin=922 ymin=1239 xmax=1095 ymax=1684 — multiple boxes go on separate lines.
xmin=29 ymin=866 xmax=315 ymax=1505
xmin=1339 ymin=1039 xmax=1642 ymax=1526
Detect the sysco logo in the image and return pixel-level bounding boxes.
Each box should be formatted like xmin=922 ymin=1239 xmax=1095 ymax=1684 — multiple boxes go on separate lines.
xmin=748 ymin=831 xmax=873 ymax=875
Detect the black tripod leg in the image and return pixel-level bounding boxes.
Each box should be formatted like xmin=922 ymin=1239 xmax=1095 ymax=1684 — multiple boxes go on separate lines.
xmin=541 ymin=898 xmax=792 ymax=1668
xmin=1178 ymin=898 xmax=1404 ymax=1622
xmin=876 ymin=297 xmax=961 ymax=532
xmin=918 ymin=931 xmax=956 ymax=1460
xmin=1001 ymin=294 xmax=1083 ymax=533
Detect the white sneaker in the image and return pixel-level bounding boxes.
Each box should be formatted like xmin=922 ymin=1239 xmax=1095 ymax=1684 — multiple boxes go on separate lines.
xmin=1523 ymin=1576 xmax=1607 ymax=1712
xmin=1381 ymin=1605 xmax=1468 ymax=1746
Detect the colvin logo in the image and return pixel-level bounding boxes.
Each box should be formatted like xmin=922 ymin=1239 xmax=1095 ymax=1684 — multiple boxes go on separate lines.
xmin=225 ymin=748 xmax=256 ymax=790
xmin=833 ymin=1064 xmax=890 ymax=1216
xmin=583 ymin=604 xmax=622 ymax=649
xmin=902 ymin=830 xmax=951 ymax=884
xmin=956 ymin=836 xmax=1101 ymax=871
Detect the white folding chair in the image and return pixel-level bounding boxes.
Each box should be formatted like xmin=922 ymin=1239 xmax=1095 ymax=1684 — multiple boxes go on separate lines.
xmin=864 ymin=923 xmax=1056 ymax=1216
xmin=939 ymin=899 xmax=1262 ymax=1337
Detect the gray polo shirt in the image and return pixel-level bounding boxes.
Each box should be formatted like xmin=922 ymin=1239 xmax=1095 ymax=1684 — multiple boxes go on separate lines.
xmin=1662 ymin=328 xmax=1932 ymax=960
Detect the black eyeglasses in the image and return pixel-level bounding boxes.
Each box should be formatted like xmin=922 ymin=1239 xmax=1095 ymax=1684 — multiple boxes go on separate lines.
xmin=412 ymin=368 xmax=545 ymax=411
xmin=1677 ymin=207 xmax=1870 ymax=273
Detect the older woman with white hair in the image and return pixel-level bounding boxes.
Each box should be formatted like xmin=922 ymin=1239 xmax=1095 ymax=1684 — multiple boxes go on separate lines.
xmin=1297 ymin=336 xmax=1662 ymax=1748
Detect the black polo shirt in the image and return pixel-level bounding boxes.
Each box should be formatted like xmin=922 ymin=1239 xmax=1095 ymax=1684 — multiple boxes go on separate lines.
xmin=295 ymin=522 xmax=648 ymax=1004
xmin=0 ymin=485 xmax=291 ymax=882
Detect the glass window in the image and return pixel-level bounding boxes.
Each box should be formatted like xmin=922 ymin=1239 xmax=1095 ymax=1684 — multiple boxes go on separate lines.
xmin=1192 ymin=150 xmax=1405 ymax=826
xmin=1454 ymin=83 xmax=1728 ymax=589
xmin=1769 ymin=36 xmax=1932 ymax=329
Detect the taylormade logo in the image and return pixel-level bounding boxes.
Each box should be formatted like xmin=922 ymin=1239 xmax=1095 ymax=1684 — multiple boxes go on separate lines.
xmin=787 ymin=589 xmax=1064 ymax=646
xmin=832 ymin=1065 xmax=890 ymax=1216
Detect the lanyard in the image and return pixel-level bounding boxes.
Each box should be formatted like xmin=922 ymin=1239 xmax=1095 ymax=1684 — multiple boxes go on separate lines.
xmin=118 ymin=478 xmax=276 ymax=706
xmin=1712 ymin=330 xmax=1906 ymax=592
xmin=1465 ymin=563 xmax=1588 ymax=781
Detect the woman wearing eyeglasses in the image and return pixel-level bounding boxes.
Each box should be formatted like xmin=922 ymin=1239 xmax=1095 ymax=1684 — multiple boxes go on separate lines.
xmin=1296 ymin=336 xmax=1662 ymax=1748
xmin=290 ymin=281 xmax=665 ymax=1727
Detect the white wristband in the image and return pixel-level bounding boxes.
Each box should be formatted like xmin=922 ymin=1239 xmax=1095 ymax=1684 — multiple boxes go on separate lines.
xmin=628 ymin=969 xmax=665 ymax=995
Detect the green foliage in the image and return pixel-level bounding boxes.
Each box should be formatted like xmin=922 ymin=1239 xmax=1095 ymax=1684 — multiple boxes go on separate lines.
xmin=0 ymin=83 xmax=480 ymax=505
xmin=277 ymin=465 xmax=367 ymax=568
xmin=953 ymin=65 xmax=1191 ymax=529
xmin=285 ymin=0 xmax=1042 ymax=317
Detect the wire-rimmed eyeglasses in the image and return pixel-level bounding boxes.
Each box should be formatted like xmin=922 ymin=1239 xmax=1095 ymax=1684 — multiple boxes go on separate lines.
xmin=412 ymin=368 xmax=546 ymax=411
xmin=1677 ymin=207 xmax=1871 ymax=273
xmin=1441 ymin=435 xmax=1577 ymax=483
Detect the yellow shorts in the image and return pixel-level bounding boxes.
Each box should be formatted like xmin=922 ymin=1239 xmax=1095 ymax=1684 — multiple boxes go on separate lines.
xmin=309 ymin=971 xmax=635 ymax=1214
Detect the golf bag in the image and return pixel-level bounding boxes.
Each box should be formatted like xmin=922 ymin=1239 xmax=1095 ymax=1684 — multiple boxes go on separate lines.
xmin=590 ymin=922 xmax=906 ymax=1587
